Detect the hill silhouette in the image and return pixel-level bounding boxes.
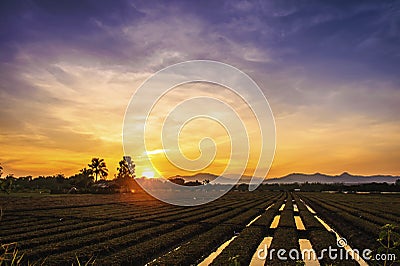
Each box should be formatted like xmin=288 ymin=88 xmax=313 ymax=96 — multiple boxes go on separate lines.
xmin=172 ymin=172 xmax=399 ymax=184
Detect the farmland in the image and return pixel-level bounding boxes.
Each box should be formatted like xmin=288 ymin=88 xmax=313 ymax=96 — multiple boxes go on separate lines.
xmin=0 ymin=191 xmax=399 ymax=265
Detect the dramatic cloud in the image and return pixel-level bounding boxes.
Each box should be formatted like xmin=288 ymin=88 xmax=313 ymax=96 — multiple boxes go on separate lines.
xmin=0 ymin=0 xmax=399 ymax=177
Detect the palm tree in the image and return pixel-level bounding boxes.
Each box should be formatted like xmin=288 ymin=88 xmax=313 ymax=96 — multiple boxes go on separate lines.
xmin=88 ymin=158 xmax=108 ymax=182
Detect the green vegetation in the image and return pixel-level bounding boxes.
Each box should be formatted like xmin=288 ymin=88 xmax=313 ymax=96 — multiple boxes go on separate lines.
xmin=0 ymin=243 xmax=24 ymax=266
xmin=374 ymin=224 xmax=400 ymax=266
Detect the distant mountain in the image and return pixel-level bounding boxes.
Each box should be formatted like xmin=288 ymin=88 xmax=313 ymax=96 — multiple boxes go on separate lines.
xmin=263 ymin=172 xmax=399 ymax=184
xmin=171 ymin=172 xmax=399 ymax=185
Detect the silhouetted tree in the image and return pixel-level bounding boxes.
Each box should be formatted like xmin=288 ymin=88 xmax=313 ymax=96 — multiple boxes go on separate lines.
xmin=0 ymin=163 xmax=3 ymax=178
xmin=80 ymin=167 xmax=93 ymax=179
xmin=124 ymin=156 xmax=135 ymax=178
xmin=169 ymin=177 xmax=185 ymax=185
xmin=184 ymin=180 xmax=202 ymax=186
xmin=21 ymin=176 xmax=32 ymax=182
xmin=0 ymin=172 xmax=14 ymax=193
xmin=5 ymin=174 xmax=15 ymax=180
xmin=55 ymin=174 xmax=65 ymax=183
xmin=69 ymin=168 xmax=94 ymax=190
xmin=114 ymin=157 xmax=136 ymax=191
xmin=396 ymin=179 xmax=400 ymax=186
xmin=88 ymin=158 xmax=108 ymax=182
xmin=115 ymin=159 xmax=133 ymax=180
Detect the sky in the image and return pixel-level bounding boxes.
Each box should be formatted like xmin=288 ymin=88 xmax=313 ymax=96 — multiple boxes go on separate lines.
xmin=0 ymin=0 xmax=399 ymax=179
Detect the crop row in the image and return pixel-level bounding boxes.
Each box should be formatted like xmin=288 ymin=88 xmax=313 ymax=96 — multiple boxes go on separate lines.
xmin=17 ymin=200 xmax=253 ymax=255
xmin=302 ymin=195 xmax=382 ymax=235
xmin=0 ymin=194 xmax=131 ymax=212
xmin=149 ymin=198 xmax=260 ymax=223
xmin=24 ymin=220 xmax=173 ymax=263
xmin=291 ymin=194 xmax=323 ymax=230
xmin=2 ymin=194 xmax=252 ymax=244
xmin=16 ymin=221 xmax=139 ymax=250
xmin=77 ymin=195 xmax=252 ymax=222
xmin=10 ymin=203 xmax=172 ymax=222
xmin=1 ymin=219 xmax=107 ymax=243
xmin=303 ymin=193 xmax=400 ymax=226
xmin=97 ymin=223 xmax=206 ymax=265
xmin=208 ymin=194 xmax=286 ymax=265
xmin=261 ymin=194 xmax=298 ymax=265
xmin=95 ymin=201 xmax=268 ymax=265
xmin=293 ymin=194 xmax=358 ymax=265
xmin=152 ymin=194 xmax=284 ymax=265
xmin=0 ymin=217 xmax=57 ymax=235
xmin=303 ymin=192 xmax=400 ymax=219
xmin=299 ymin=194 xmax=380 ymax=252
xmin=20 ymin=195 xmax=279 ymax=264
xmin=125 ymin=195 xmax=283 ymax=265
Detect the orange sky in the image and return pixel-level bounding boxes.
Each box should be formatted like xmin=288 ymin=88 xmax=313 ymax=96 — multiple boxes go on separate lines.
xmin=1 ymin=67 xmax=399 ymax=179
xmin=1 ymin=2 xmax=400 ymax=179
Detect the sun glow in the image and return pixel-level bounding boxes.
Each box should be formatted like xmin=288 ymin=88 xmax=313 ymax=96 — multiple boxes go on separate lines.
xmin=141 ymin=170 xmax=155 ymax=178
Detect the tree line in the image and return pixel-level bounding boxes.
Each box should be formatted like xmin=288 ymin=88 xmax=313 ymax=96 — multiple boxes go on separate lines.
xmin=1 ymin=161 xmax=400 ymax=194
xmin=0 ymin=157 xmax=138 ymax=194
